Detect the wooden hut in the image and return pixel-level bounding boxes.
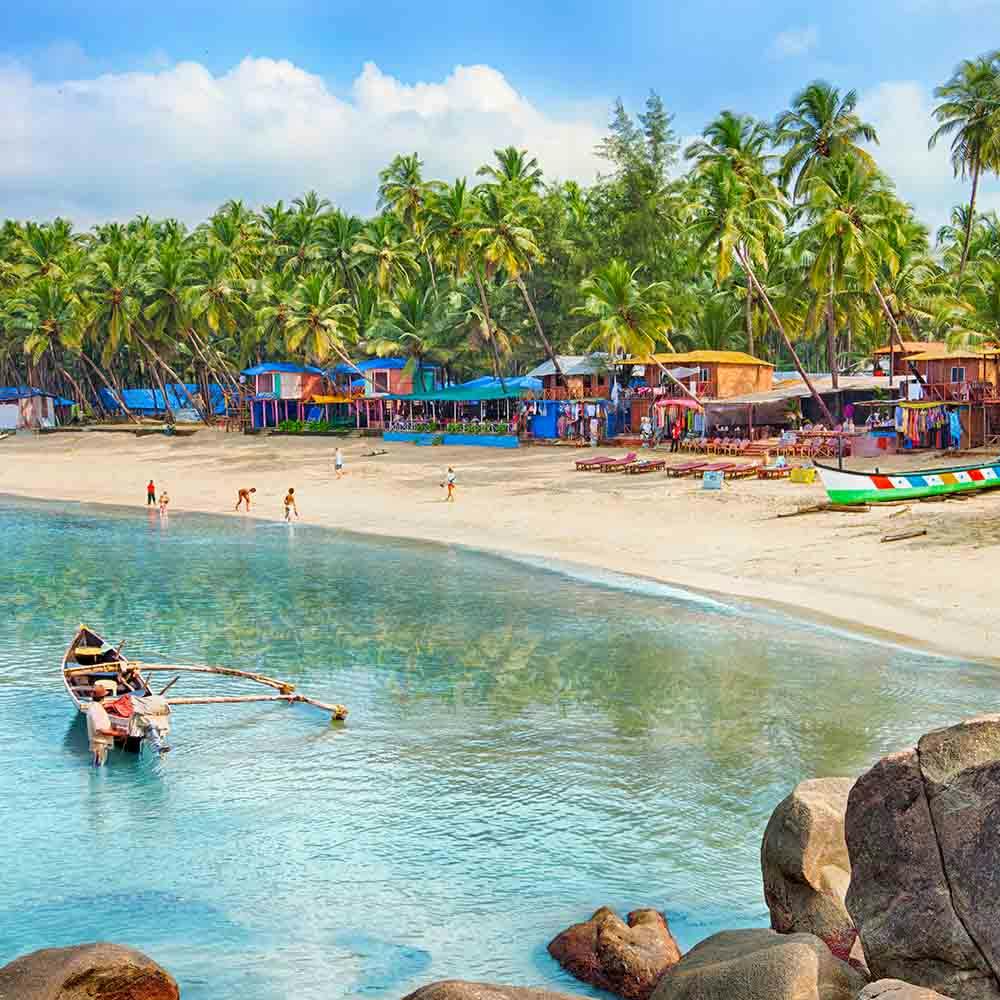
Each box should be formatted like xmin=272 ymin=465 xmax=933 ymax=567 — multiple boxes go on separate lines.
xmin=242 ymin=362 xmax=336 ymax=429
xmin=0 ymin=387 xmax=63 ymax=430
xmin=331 ymin=358 xmax=445 ymax=429
xmin=526 ymin=356 xmax=610 ymax=399
xmin=873 ymin=341 xmax=946 ymax=377
xmin=905 ymin=348 xmax=1000 ymax=401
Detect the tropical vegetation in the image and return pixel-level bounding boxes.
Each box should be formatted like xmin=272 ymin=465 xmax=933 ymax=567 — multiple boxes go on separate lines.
xmin=3 ymin=52 xmax=1000 ymax=425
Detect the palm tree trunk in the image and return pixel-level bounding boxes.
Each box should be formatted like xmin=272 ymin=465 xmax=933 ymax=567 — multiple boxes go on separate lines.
xmin=133 ymin=330 xmax=208 ymax=423
xmin=737 ymin=247 xmax=836 ymax=427
xmin=143 ymin=346 xmax=176 ymax=423
xmin=959 ymin=152 xmax=981 ymax=279
xmin=515 ymin=275 xmax=563 ymax=380
xmin=744 ymin=287 xmax=755 ymax=358
xmin=58 ymin=366 xmax=88 ymax=411
xmin=474 ymin=269 xmax=506 ymax=392
xmin=79 ymin=352 xmax=140 ymax=422
xmin=872 ymin=283 xmax=922 ymax=386
xmin=827 ymin=261 xmax=838 ymax=389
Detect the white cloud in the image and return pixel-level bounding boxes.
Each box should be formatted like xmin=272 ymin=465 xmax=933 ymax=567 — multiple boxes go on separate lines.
xmin=770 ymin=26 xmax=819 ymax=59
xmin=0 ymin=56 xmax=606 ymax=226
xmin=858 ymin=79 xmax=1000 ymax=233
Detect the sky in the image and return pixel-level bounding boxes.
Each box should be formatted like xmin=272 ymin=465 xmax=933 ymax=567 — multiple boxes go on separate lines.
xmin=1 ymin=0 xmax=999 ymax=231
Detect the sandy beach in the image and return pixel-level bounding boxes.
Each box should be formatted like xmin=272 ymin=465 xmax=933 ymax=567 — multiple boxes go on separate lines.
xmin=3 ymin=428 xmax=998 ymax=665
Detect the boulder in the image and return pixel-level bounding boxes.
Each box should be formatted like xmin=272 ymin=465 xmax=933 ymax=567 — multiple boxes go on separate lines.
xmin=402 ymin=983 xmax=590 ymax=1000
xmin=845 ymin=715 xmax=1000 ymax=999
xmin=761 ymin=777 xmax=856 ymax=957
xmin=650 ymin=928 xmax=867 ymax=1000
xmin=0 ymin=943 xmax=179 ymax=1000
xmin=860 ymin=981 xmax=955 ymax=1000
xmin=547 ymin=907 xmax=682 ymax=1000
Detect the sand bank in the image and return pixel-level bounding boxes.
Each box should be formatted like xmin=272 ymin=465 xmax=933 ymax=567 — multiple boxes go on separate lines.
xmin=2 ymin=429 xmax=997 ymax=664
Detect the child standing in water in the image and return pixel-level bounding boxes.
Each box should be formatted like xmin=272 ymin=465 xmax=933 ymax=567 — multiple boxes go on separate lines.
xmin=158 ymin=490 xmax=170 ymax=517
xmin=283 ymin=488 xmax=298 ymax=521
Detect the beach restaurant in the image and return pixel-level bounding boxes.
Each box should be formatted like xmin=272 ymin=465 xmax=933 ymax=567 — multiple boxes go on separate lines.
xmin=0 ymin=386 xmax=70 ymax=430
xmin=331 ymin=357 xmax=446 ymax=430
xmin=241 ymin=362 xmax=357 ymax=429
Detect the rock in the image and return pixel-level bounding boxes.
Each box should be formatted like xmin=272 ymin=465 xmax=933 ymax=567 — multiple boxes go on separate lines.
xmin=859 ymin=980 xmax=955 ymax=1000
xmin=650 ymin=928 xmax=867 ymax=1000
xmin=845 ymin=715 xmax=1000 ymax=999
xmin=761 ymin=777 xmax=856 ymax=957
xmin=547 ymin=907 xmax=682 ymax=1000
xmin=402 ymin=983 xmax=590 ymax=1000
xmin=0 ymin=942 xmax=179 ymax=1000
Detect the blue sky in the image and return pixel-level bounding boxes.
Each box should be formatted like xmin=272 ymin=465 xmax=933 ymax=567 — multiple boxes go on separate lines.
xmin=1 ymin=0 xmax=998 ymax=226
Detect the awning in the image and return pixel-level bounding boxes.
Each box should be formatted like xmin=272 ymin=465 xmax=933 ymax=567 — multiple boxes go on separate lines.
xmin=311 ymin=395 xmax=354 ymax=404
xmin=653 ymin=398 xmax=702 ymax=410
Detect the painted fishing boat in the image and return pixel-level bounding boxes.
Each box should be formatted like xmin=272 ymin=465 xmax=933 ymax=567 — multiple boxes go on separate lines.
xmin=63 ymin=625 xmax=348 ymax=763
xmin=62 ymin=625 xmax=170 ymax=753
xmin=815 ymin=457 xmax=1000 ymax=504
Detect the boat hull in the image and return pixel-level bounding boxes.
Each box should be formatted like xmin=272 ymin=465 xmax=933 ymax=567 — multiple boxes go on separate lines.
xmin=816 ymin=460 xmax=1000 ymax=504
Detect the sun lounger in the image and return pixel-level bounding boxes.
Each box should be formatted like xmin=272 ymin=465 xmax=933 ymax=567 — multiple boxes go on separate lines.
xmin=666 ymin=461 xmax=710 ymax=477
xmin=575 ymin=454 xmax=614 ymax=470
xmin=699 ymin=462 xmax=737 ymax=474
xmin=757 ymin=465 xmax=793 ymax=480
xmin=624 ymin=459 xmax=666 ymax=475
xmin=725 ymin=463 xmax=761 ymax=479
xmin=597 ymin=452 xmax=639 ymax=472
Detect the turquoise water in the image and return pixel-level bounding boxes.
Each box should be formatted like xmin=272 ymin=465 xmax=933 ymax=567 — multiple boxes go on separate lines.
xmin=0 ymin=496 xmax=994 ymax=999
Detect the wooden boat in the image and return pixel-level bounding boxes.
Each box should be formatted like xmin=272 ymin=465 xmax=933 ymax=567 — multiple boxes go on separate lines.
xmin=63 ymin=625 xmax=348 ymax=761
xmin=816 ymin=457 xmax=1000 ymax=504
xmin=63 ymin=625 xmax=162 ymax=752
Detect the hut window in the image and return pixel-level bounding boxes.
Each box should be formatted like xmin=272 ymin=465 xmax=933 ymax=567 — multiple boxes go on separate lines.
xmin=950 ymin=366 xmax=966 ymax=384
xmin=257 ymin=373 xmax=274 ymax=394
xmin=372 ymin=370 xmax=390 ymax=394
xmin=700 ymin=369 xmax=711 ymax=383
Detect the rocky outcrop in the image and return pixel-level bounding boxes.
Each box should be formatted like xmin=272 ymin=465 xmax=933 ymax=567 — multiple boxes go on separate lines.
xmin=0 ymin=943 xmax=179 ymax=1000
xmin=547 ymin=907 xmax=681 ymax=1000
xmin=761 ymin=777 xmax=856 ymax=957
xmin=845 ymin=715 xmax=1000 ymax=1000
xmin=860 ymin=981 xmax=955 ymax=1000
xmin=650 ymin=928 xmax=866 ymax=1000
xmin=402 ymin=983 xmax=590 ymax=1000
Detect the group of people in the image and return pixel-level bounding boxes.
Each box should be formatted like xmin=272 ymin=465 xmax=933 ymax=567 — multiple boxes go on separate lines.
xmin=146 ymin=480 xmax=169 ymax=515
xmin=639 ymin=415 xmax=686 ymax=451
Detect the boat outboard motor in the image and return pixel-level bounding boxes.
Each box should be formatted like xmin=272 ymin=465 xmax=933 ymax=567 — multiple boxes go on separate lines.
xmin=130 ymin=695 xmax=172 ymax=755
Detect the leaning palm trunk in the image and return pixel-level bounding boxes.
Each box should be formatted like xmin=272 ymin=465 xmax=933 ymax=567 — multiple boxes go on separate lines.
xmin=143 ymin=348 xmax=176 ymax=423
xmin=514 ymin=275 xmax=564 ymax=381
xmin=872 ymin=283 xmax=921 ymax=386
xmin=57 ymin=366 xmax=89 ymax=412
xmin=827 ymin=261 xmax=838 ymax=389
xmin=79 ymin=352 xmax=139 ymax=423
xmin=959 ymin=154 xmax=981 ymax=279
xmin=132 ymin=330 xmax=209 ymax=423
xmin=737 ymin=247 xmax=836 ymax=427
xmin=744 ymin=289 xmax=755 ymax=358
xmin=474 ymin=269 xmax=507 ymax=392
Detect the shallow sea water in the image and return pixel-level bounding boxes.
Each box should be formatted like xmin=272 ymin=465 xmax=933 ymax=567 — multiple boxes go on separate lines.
xmin=0 ymin=496 xmax=994 ymax=999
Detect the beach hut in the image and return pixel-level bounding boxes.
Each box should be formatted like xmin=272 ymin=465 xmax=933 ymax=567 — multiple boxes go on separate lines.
xmin=873 ymin=340 xmax=946 ymax=378
xmin=332 ymin=358 xmax=446 ymax=429
xmin=241 ymin=362 xmax=337 ymax=429
xmin=0 ymin=387 xmax=64 ymax=430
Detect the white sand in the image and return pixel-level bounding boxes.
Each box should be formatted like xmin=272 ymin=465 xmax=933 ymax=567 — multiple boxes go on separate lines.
xmin=3 ymin=429 xmax=997 ymax=664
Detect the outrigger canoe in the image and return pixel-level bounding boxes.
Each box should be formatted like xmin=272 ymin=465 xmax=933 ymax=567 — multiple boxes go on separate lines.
xmin=816 ymin=458 xmax=1000 ymax=504
xmin=63 ymin=624 xmax=348 ymax=762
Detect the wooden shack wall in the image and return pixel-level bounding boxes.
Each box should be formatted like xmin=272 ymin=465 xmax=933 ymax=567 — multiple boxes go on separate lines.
xmin=714 ymin=364 xmax=772 ymax=398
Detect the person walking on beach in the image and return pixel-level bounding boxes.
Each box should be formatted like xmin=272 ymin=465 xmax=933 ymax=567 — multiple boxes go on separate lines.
xmin=670 ymin=417 xmax=683 ymax=453
xmin=158 ymin=490 xmax=170 ymax=517
xmin=284 ymin=488 xmax=299 ymax=521
xmin=146 ymin=480 xmax=156 ymax=506
xmin=335 ymin=447 xmax=345 ymax=479
xmin=442 ymin=467 xmax=456 ymax=502
xmin=87 ymin=681 xmax=116 ymax=767
xmin=235 ymin=487 xmax=256 ymax=511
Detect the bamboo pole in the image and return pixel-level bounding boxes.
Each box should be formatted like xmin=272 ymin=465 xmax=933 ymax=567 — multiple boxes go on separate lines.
xmin=167 ymin=693 xmax=348 ymax=719
xmin=133 ymin=662 xmax=296 ymax=694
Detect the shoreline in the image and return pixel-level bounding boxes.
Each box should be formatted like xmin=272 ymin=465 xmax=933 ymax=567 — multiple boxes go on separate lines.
xmin=3 ymin=430 xmax=997 ymax=666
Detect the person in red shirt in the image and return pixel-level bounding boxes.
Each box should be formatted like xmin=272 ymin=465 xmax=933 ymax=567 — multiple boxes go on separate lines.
xmin=670 ymin=418 xmax=683 ymax=453
xmin=146 ymin=480 xmax=156 ymax=506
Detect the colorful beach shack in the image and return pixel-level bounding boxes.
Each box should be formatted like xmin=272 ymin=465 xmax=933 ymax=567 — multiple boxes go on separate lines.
xmin=242 ymin=362 xmax=336 ymax=429
xmin=524 ymin=356 xmax=613 ymax=439
xmin=0 ymin=387 xmax=69 ymax=430
xmin=332 ymin=358 xmax=446 ymax=429
xmin=872 ymin=340 xmax=947 ymax=378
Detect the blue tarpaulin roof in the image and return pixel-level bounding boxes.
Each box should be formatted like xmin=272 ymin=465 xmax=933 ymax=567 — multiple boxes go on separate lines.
xmin=0 ymin=386 xmax=58 ymax=402
xmin=384 ymin=375 xmax=542 ymax=402
xmin=332 ymin=357 xmax=443 ymax=375
xmin=241 ymin=362 xmax=327 ymax=376
xmin=99 ymin=383 xmax=227 ymax=416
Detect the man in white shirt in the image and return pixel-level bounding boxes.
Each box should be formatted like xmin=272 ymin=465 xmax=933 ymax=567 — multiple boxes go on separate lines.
xmin=86 ymin=681 xmax=117 ymax=767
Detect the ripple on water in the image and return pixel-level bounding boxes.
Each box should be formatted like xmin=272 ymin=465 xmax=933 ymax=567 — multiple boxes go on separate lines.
xmin=0 ymin=497 xmax=993 ymax=999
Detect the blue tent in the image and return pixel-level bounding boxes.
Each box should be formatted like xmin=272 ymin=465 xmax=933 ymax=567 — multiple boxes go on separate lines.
xmin=99 ymin=383 xmax=227 ymax=417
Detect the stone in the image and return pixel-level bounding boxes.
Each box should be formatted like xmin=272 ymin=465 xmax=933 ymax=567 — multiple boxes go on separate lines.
xmin=845 ymin=715 xmax=1000 ymax=1000
xmin=402 ymin=983 xmax=590 ymax=1000
xmin=761 ymin=777 xmax=856 ymax=957
xmin=0 ymin=942 xmax=179 ymax=1000
xmin=859 ymin=981 xmax=955 ymax=1000
xmin=650 ymin=928 xmax=866 ymax=1000
xmin=547 ymin=907 xmax=682 ymax=1000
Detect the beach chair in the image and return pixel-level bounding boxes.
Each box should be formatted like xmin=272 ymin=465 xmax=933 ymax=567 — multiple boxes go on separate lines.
xmin=624 ymin=459 xmax=666 ymax=475
xmin=666 ymin=460 xmax=710 ymax=478
xmin=699 ymin=462 xmax=737 ymax=475
xmin=725 ymin=463 xmax=762 ymax=480
xmin=598 ymin=452 xmax=639 ymax=472
xmin=575 ymin=454 xmax=614 ymax=471
xmin=757 ymin=465 xmax=793 ymax=480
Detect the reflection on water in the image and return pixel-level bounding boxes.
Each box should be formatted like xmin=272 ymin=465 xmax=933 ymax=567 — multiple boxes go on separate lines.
xmin=0 ymin=497 xmax=993 ymax=1000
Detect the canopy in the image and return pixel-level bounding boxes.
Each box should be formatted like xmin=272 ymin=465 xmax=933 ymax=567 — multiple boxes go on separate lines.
xmin=526 ymin=355 xmax=608 ymax=378
xmin=0 ymin=386 xmax=57 ymax=401
xmin=311 ymin=394 xmax=355 ymax=404
xmin=653 ymin=397 xmax=702 ymax=411
xmin=241 ymin=362 xmax=326 ymax=376
xmin=331 ymin=357 xmax=440 ymax=374
xmin=385 ymin=376 xmax=542 ymax=402
xmin=99 ymin=384 xmax=227 ymax=416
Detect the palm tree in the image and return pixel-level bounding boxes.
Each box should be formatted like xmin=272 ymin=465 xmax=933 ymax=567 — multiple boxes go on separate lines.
xmin=284 ymin=273 xmax=356 ymax=366
xmin=774 ymin=82 xmax=879 ymax=200
xmin=352 ymin=216 xmax=421 ymax=297
xmin=476 ymin=147 xmax=544 ymax=193
xmin=426 ymin=179 xmax=475 ymax=278
xmin=690 ymin=160 xmax=835 ymax=424
xmin=685 ymin=111 xmax=774 ymax=181
xmin=678 ymin=296 xmax=744 ymax=352
xmin=929 ymin=51 xmax=1000 ymax=277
